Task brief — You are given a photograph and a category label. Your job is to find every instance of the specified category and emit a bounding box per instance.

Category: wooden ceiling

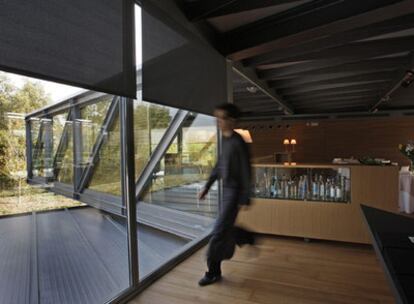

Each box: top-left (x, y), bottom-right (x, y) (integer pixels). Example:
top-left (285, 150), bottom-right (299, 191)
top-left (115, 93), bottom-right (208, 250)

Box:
top-left (178, 0), bottom-right (414, 119)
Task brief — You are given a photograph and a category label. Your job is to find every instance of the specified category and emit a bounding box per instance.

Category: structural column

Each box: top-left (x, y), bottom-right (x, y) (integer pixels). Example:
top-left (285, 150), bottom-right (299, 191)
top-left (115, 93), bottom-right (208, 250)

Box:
top-left (120, 97), bottom-right (139, 287)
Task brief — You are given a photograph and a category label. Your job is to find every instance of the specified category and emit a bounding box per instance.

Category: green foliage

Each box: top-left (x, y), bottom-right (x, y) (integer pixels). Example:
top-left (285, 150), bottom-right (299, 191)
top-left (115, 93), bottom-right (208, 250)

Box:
top-left (134, 103), bottom-right (172, 129)
top-left (0, 73), bottom-right (50, 188)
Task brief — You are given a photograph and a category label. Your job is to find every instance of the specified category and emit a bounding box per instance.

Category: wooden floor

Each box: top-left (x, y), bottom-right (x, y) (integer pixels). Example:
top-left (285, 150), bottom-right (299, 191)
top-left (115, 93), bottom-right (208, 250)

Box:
top-left (129, 236), bottom-right (395, 304)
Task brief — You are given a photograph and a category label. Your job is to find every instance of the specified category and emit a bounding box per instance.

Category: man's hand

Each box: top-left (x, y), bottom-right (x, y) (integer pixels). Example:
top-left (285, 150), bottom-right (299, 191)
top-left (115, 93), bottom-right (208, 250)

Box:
top-left (198, 188), bottom-right (208, 200)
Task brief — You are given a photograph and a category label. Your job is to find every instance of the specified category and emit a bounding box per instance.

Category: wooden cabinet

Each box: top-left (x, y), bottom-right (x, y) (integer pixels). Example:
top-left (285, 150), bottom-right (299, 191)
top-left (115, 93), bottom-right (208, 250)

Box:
top-left (237, 164), bottom-right (399, 244)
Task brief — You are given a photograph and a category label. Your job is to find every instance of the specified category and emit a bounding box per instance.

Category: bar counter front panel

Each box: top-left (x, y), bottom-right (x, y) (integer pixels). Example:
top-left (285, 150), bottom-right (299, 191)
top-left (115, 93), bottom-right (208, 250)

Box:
top-left (238, 164), bottom-right (399, 244)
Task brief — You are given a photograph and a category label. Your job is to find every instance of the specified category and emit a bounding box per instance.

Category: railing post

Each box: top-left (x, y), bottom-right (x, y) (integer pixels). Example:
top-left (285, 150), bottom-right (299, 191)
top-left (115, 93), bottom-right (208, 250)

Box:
top-left (25, 119), bottom-right (33, 181)
top-left (71, 100), bottom-right (83, 198)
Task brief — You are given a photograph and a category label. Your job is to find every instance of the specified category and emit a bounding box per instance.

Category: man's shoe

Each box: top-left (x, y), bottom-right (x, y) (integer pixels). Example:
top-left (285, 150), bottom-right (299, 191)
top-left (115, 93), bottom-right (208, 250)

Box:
top-left (198, 272), bottom-right (222, 286)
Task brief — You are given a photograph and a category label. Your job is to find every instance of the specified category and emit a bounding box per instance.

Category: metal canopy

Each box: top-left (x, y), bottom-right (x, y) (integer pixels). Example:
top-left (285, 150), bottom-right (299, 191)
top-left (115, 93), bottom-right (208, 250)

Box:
top-left (179, 0), bottom-right (414, 119)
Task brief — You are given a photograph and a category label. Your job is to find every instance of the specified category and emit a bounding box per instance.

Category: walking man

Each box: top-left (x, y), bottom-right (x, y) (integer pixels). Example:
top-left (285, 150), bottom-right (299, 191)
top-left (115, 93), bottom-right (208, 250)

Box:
top-left (198, 103), bottom-right (255, 286)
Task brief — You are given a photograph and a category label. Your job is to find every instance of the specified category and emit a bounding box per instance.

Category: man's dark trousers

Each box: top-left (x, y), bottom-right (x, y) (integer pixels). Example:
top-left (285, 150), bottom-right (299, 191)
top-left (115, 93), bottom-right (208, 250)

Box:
top-left (206, 188), bottom-right (254, 276)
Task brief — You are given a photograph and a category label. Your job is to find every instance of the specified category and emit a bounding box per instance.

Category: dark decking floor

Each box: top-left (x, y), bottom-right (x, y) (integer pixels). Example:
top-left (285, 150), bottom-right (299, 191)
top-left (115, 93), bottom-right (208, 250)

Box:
top-left (0, 207), bottom-right (188, 304)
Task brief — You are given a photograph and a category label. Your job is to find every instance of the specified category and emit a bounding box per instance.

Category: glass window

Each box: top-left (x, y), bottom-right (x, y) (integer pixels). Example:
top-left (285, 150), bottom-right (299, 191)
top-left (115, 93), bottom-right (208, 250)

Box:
top-left (137, 112), bottom-right (218, 279)
top-left (55, 119), bottom-right (74, 184)
top-left (79, 96), bottom-right (112, 171)
top-left (87, 115), bottom-right (121, 196)
top-left (133, 100), bottom-right (178, 179)
top-left (31, 118), bottom-right (53, 178)
top-left (141, 113), bottom-right (218, 217)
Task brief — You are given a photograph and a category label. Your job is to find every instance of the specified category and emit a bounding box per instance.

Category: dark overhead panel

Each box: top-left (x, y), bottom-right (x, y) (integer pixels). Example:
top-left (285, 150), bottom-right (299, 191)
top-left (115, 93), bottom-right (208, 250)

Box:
top-left (182, 0), bottom-right (309, 22)
top-left (142, 0), bottom-right (227, 115)
top-left (0, 0), bottom-right (136, 98)
top-left (179, 0), bottom-right (414, 119)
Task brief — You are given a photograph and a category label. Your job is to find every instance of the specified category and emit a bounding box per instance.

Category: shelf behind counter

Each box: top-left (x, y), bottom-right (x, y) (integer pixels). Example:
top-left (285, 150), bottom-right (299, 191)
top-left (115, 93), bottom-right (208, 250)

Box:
top-left (238, 163), bottom-right (399, 244)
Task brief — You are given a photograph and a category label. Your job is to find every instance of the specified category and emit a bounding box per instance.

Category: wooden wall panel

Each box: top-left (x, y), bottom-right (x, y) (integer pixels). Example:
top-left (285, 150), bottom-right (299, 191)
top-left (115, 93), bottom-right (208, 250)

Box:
top-left (246, 117), bottom-right (414, 166)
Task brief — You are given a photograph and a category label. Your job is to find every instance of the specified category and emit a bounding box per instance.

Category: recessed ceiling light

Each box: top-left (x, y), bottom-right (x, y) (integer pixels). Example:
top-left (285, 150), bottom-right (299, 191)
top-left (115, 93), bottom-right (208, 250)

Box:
top-left (246, 86), bottom-right (258, 93)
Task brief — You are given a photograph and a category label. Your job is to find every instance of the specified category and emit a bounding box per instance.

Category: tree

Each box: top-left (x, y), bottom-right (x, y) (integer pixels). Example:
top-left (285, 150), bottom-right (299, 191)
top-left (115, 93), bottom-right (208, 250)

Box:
top-left (0, 73), bottom-right (50, 189)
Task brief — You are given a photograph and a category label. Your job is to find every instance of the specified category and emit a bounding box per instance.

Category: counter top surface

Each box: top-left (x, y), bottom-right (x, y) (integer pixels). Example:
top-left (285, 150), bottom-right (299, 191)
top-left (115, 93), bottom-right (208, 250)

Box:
top-left (252, 163), bottom-right (398, 168)
top-left (361, 205), bottom-right (414, 304)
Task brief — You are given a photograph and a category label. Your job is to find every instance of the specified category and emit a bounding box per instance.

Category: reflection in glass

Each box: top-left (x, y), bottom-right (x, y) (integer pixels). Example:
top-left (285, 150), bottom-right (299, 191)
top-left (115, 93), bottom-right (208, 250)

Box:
top-left (55, 120), bottom-right (74, 184)
top-left (51, 112), bottom-right (70, 182)
top-left (79, 97), bottom-right (112, 171)
top-left (136, 112), bottom-right (218, 279)
top-left (141, 113), bottom-right (218, 217)
top-left (30, 118), bottom-right (41, 177)
top-left (31, 118), bottom-right (53, 179)
top-left (88, 116), bottom-right (121, 196)
top-left (133, 100), bottom-right (178, 178)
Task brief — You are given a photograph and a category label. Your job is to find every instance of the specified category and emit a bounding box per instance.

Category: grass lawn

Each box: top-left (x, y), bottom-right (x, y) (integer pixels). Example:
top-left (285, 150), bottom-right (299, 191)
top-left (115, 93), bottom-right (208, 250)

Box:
top-left (0, 186), bottom-right (83, 216)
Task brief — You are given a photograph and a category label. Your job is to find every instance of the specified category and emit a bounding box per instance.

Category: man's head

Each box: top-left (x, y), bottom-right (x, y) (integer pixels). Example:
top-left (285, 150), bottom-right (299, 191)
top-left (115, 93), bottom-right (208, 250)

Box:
top-left (214, 103), bottom-right (240, 133)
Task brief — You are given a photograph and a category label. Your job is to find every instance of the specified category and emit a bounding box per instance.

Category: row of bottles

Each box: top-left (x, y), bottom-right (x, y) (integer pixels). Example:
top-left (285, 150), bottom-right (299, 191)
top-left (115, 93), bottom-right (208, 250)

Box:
top-left (256, 172), bottom-right (350, 202)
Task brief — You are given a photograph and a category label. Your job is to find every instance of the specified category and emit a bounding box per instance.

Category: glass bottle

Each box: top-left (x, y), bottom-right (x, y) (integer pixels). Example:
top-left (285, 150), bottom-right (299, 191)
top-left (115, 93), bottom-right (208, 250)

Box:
top-left (329, 178), bottom-right (336, 202)
top-left (270, 176), bottom-right (276, 198)
top-left (335, 178), bottom-right (342, 202)
top-left (276, 176), bottom-right (282, 198)
top-left (303, 175), bottom-right (309, 200)
top-left (319, 175), bottom-right (325, 201)
top-left (345, 176), bottom-right (351, 202)
top-left (298, 176), bottom-right (304, 199)
top-left (312, 174), bottom-right (319, 200)
top-left (281, 174), bottom-right (287, 198)
top-left (292, 178), bottom-right (298, 199)
top-left (285, 178), bottom-right (290, 199)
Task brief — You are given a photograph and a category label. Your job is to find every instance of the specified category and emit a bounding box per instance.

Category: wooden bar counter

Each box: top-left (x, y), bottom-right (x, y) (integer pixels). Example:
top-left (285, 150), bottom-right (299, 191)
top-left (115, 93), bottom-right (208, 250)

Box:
top-left (237, 163), bottom-right (399, 244)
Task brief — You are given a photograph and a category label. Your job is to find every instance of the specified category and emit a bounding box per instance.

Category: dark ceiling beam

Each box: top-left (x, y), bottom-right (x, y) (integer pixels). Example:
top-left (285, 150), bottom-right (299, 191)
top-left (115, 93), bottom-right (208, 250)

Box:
top-left (278, 36), bottom-right (414, 63)
top-left (296, 105), bottom-right (369, 112)
top-left (234, 97), bottom-right (272, 104)
top-left (233, 93), bottom-right (269, 99)
top-left (232, 62), bottom-right (294, 114)
top-left (381, 104), bottom-right (414, 111)
top-left (258, 51), bottom-right (409, 79)
top-left (286, 89), bottom-right (383, 101)
top-left (225, 0), bottom-right (414, 60)
top-left (297, 103), bottom-right (370, 110)
top-left (244, 13), bottom-right (414, 66)
top-left (279, 80), bottom-right (392, 96)
top-left (281, 82), bottom-right (390, 98)
top-left (236, 97), bottom-right (281, 106)
top-left (258, 56), bottom-right (409, 78)
top-left (293, 97), bottom-right (376, 108)
top-left (290, 94), bottom-right (382, 104)
top-left (243, 105), bottom-right (369, 117)
top-left (269, 70), bottom-right (397, 88)
top-left (181, 0), bottom-right (237, 21)
top-left (182, 0), bottom-right (302, 21)
top-left (239, 104), bottom-right (282, 112)
top-left (270, 71), bottom-right (399, 89)
top-left (240, 108), bottom-right (414, 121)
top-left (235, 99), bottom-right (277, 107)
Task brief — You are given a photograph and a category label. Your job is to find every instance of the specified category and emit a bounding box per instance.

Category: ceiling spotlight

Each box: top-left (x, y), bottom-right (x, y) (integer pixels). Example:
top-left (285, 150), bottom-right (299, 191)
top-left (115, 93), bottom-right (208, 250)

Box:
top-left (246, 86), bottom-right (258, 93)
top-left (381, 96), bottom-right (390, 103)
top-left (401, 70), bottom-right (414, 88)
